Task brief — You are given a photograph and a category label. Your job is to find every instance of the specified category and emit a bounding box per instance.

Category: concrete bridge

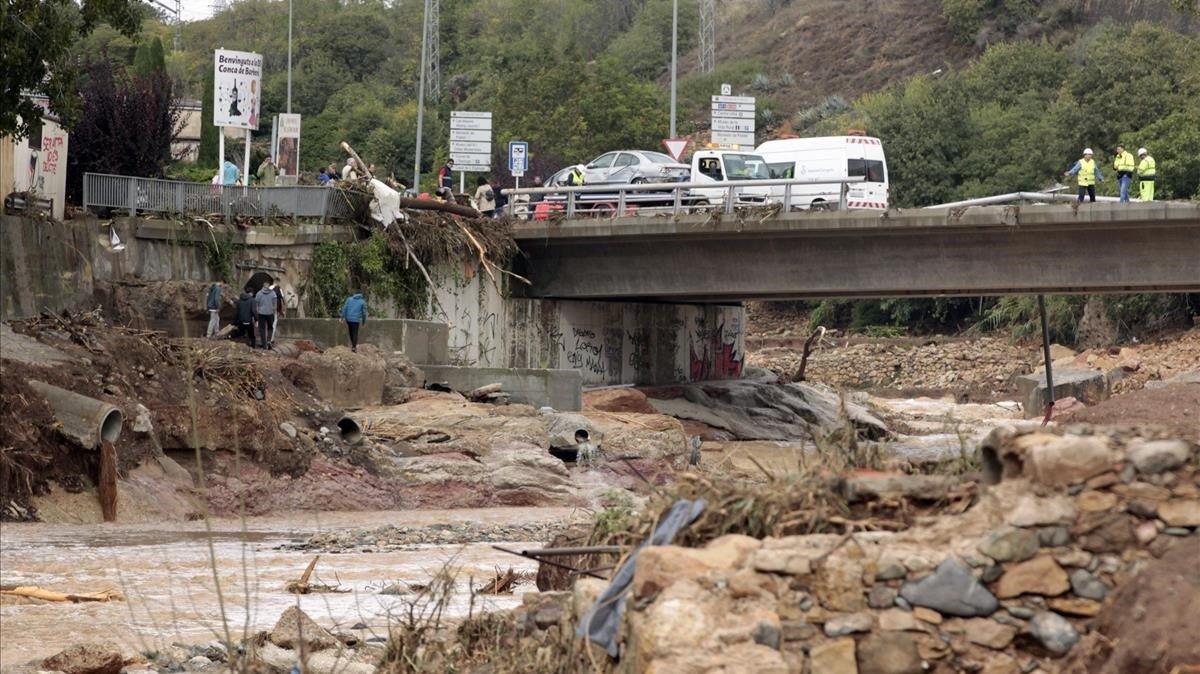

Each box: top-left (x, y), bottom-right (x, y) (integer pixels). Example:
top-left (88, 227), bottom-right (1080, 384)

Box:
top-left (512, 202), bottom-right (1200, 302)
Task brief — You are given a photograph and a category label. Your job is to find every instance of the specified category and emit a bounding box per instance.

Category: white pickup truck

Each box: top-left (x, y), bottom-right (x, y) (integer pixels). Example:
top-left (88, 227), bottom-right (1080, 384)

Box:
top-left (689, 150), bottom-right (774, 207)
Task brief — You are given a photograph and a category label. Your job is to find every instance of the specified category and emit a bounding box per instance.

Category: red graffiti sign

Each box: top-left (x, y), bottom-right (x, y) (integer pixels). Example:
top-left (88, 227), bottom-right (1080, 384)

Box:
top-left (40, 135), bottom-right (64, 175)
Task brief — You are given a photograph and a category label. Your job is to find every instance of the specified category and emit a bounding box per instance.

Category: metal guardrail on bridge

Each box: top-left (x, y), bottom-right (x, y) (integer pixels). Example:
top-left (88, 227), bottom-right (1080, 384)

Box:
top-left (82, 172), bottom-right (363, 222)
top-left (504, 176), bottom-right (867, 219)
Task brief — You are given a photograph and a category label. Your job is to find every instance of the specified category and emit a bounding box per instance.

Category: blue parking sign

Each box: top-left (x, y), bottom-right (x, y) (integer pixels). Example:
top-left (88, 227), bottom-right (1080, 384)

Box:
top-left (508, 141), bottom-right (528, 176)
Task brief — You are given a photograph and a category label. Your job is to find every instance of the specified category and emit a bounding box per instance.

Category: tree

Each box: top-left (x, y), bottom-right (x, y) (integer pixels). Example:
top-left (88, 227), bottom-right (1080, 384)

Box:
top-left (132, 36), bottom-right (166, 77)
top-left (1, 0), bottom-right (143, 138)
top-left (198, 67), bottom-right (218, 167)
top-left (65, 59), bottom-right (183, 202)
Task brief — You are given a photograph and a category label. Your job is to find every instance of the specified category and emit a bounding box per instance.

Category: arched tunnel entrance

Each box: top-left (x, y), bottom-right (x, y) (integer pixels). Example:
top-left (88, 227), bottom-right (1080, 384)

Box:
top-left (244, 271), bottom-right (275, 294)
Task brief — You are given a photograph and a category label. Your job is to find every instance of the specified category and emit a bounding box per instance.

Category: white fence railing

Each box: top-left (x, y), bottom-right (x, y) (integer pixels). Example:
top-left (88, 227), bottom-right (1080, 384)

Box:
top-left (82, 172), bottom-right (364, 222)
top-left (503, 176), bottom-right (867, 219)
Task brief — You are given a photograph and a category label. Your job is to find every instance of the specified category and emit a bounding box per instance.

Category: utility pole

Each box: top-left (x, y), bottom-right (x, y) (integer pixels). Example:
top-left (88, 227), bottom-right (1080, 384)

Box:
top-left (670, 0), bottom-right (678, 137)
top-left (413, 0), bottom-right (431, 192)
top-left (174, 0), bottom-right (181, 52)
top-left (698, 0), bottom-right (715, 74)
top-left (286, 0), bottom-right (293, 113)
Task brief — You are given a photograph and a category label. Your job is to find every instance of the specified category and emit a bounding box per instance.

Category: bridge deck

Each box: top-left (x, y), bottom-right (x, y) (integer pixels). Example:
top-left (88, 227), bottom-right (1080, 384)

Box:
top-left (512, 202), bottom-right (1200, 301)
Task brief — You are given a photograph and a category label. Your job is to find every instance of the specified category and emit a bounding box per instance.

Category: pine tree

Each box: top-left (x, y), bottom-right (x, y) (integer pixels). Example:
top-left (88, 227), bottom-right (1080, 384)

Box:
top-left (132, 36), bottom-right (166, 77)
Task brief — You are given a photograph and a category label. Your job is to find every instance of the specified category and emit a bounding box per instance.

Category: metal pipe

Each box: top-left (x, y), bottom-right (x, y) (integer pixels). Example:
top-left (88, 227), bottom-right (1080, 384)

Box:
top-left (925, 191), bottom-right (1122, 209)
top-left (1037, 294), bottom-right (1055, 424)
top-left (29, 381), bottom-right (123, 449)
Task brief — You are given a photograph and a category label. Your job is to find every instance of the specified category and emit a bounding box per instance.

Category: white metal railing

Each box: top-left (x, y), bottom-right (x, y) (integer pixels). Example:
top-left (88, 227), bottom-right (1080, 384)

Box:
top-left (82, 172), bottom-right (364, 222)
top-left (503, 176), bottom-right (867, 219)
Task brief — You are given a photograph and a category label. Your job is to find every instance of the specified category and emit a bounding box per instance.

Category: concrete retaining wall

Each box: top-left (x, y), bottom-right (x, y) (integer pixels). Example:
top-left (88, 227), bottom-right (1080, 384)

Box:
top-left (276, 318), bottom-right (449, 364)
top-left (421, 364), bottom-right (583, 411)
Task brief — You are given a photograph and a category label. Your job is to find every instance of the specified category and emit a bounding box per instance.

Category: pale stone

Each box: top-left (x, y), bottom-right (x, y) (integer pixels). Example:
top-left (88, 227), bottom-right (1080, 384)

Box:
top-left (1127, 439), bottom-right (1190, 474)
top-left (1007, 495), bottom-right (1077, 527)
top-left (878, 609), bottom-right (921, 632)
top-left (913, 607), bottom-right (943, 624)
top-left (1047, 597), bottom-right (1102, 617)
top-left (963, 618), bottom-right (1017, 649)
top-left (1075, 490), bottom-right (1117, 513)
top-left (995, 556), bottom-right (1070, 599)
top-left (1021, 434), bottom-right (1117, 486)
top-left (824, 612), bottom-right (874, 637)
top-left (269, 606), bottom-right (338, 652)
top-left (1158, 500), bottom-right (1200, 527)
top-left (856, 632), bottom-right (923, 674)
top-left (810, 638), bottom-right (858, 674)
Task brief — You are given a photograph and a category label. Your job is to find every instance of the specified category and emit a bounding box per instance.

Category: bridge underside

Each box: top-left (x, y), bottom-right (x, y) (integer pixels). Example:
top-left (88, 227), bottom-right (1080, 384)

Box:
top-left (513, 202), bottom-right (1200, 302)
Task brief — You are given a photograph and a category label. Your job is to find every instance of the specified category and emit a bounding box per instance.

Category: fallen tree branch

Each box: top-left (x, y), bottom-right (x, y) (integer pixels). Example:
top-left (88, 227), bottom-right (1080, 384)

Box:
top-left (0, 586), bottom-right (125, 603)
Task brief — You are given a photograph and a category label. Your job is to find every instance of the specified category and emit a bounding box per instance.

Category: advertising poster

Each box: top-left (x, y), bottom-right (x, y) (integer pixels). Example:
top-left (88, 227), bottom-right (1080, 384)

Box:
top-left (213, 49), bottom-right (264, 130)
top-left (277, 113), bottom-right (301, 177)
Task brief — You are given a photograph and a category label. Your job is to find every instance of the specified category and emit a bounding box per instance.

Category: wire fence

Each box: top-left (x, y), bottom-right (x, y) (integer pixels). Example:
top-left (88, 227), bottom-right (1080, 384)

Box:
top-left (82, 173), bottom-right (364, 222)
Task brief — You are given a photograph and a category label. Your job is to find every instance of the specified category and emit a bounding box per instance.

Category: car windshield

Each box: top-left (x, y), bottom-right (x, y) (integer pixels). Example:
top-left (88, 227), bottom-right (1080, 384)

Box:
top-left (642, 152), bottom-right (678, 164)
top-left (722, 154), bottom-right (771, 180)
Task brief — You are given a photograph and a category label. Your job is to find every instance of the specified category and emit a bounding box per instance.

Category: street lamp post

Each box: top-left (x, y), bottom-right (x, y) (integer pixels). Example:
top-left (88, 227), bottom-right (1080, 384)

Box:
top-left (413, 0), bottom-right (431, 193)
top-left (670, 0), bottom-right (678, 138)
top-left (286, 0), bottom-right (293, 113)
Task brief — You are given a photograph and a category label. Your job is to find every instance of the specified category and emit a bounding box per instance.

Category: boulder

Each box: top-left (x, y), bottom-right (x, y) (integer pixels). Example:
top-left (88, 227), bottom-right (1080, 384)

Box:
top-left (583, 388), bottom-right (658, 414)
top-left (382, 350), bottom-right (424, 404)
top-left (544, 412), bottom-right (602, 452)
top-left (899, 558), bottom-right (998, 617)
top-left (484, 443), bottom-right (572, 505)
top-left (995, 555), bottom-right (1070, 598)
top-left (989, 432), bottom-right (1119, 486)
top-left (977, 528), bottom-right (1039, 563)
top-left (40, 643), bottom-right (124, 674)
top-left (1015, 367), bottom-right (1109, 418)
top-left (268, 607), bottom-right (340, 652)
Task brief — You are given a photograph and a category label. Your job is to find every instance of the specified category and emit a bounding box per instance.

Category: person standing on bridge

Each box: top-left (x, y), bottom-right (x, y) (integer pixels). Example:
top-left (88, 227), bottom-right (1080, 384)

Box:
top-left (438, 159), bottom-right (455, 190)
top-left (1112, 145), bottom-right (1135, 203)
top-left (1063, 148), bottom-right (1103, 203)
top-left (474, 175), bottom-right (496, 217)
top-left (1137, 148), bottom-right (1156, 202)
top-left (256, 155), bottom-right (278, 187)
top-left (567, 165), bottom-right (585, 187)
top-left (340, 291), bottom-right (367, 352)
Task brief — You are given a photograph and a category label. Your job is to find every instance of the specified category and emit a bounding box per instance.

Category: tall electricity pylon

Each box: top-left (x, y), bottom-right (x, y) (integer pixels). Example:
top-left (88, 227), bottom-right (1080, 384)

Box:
top-left (427, 0), bottom-right (441, 101)
top-left (698, 0), bottom-right (715, 74)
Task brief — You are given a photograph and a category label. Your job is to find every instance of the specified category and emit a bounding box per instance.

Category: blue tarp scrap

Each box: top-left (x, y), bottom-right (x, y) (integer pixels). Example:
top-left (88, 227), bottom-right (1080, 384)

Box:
top-left (575, 498), bottom-right (707, 658)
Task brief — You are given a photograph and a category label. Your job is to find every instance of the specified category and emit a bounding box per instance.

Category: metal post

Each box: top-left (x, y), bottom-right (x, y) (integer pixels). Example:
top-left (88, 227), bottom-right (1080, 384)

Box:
top-left (725, 185), bottom-right (735, 214)
top-left (1038, 294), bottom-right (1055, 424)
top-left (286, 0), bottom-right (293, 114)
top-left (618, 188), bottom-right (626, 216)
top-left (567, 190), bottom-right (576, 218)
top-left (672, 185), bottom-right (681, 214)
top-left (460, 171), bottom-right (465, 194)
top-left (412, 0), bottom-right (431, 193)
top-left (783, 183), bottom-right (793, 212)
top-left (669, 0), bottom-right (678, 138)
top-left (243, 128), bottom-right (251, 194)
top-left (127, 177), bottom-right (137, 216)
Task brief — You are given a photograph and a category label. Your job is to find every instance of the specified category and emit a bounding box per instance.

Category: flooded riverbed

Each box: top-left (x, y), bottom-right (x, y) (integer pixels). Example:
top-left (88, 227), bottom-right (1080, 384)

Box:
top-left (0, 507), bottom-right (578, 668)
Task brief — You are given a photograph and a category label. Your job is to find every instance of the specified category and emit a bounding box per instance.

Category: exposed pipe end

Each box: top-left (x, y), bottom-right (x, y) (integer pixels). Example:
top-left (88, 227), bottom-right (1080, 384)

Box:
top-left (100, 409), bottom-right (123, 444)
top-left (337, 416), bottom-right (362, 445)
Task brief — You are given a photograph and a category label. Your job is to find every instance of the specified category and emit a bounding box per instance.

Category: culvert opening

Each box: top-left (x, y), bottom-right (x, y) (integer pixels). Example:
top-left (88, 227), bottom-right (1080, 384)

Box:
top-left (549, 447), bottom-right (578, 463)
top-left (338, 417), bottom-right (363, 445)
top-left (99, 409), bottom-right (123, 444)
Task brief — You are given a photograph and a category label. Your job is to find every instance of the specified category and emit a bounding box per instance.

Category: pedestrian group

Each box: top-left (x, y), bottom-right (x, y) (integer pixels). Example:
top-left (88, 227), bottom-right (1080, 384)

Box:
top-left (1064, 146), bottom-right (1156, 203)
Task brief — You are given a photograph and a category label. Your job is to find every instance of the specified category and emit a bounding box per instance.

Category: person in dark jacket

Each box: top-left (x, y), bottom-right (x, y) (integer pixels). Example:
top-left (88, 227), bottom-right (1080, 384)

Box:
top-left (254, 284), bottom-right (277, 349)
top-left (205, 282), bottom-right (222, 337)
top-left (234, 290), bottom-right (256, 347)
top-left (340, 292), bottom-right (367, 352)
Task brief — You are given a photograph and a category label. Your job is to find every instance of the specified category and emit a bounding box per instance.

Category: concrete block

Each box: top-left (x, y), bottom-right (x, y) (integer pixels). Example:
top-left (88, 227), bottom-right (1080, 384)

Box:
top-left (420, 365), bottom-right (582, 411)
top-left (1015, 367), bottom-right (1108, 418)
top-left (277, 318), bottom-right (448, 364)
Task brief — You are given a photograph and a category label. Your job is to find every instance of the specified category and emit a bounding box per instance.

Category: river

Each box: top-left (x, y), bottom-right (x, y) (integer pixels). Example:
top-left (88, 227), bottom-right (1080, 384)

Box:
top-left (0, 507), bottom-right (577, 668)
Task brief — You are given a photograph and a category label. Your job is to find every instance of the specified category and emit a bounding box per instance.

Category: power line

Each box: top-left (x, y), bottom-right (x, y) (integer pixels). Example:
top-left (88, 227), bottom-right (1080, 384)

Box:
top-left (698, 0), bottom-right (715, 74)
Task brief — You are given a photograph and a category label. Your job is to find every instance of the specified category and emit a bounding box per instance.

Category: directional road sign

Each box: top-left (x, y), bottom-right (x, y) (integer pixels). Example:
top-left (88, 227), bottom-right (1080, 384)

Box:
top-left (711, 93), bottom-right (755, 148)
top-left (450, 111), bottom-right (492, 172)
top-left (508, 140), bottom-right (529, 177)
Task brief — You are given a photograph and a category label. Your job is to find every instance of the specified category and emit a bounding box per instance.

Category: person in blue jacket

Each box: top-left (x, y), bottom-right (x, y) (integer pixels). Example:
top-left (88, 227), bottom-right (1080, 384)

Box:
top-left (340, 292), bottom-right (367, 352)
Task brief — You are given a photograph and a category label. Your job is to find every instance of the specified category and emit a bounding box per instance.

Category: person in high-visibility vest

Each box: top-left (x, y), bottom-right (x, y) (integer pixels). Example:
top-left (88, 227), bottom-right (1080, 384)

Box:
top-left (567, 166), bottom-right (585, 186)
top-left (1063, 148), bottom-right (1104, 203)
top-left (1136, 148), bottom-right (1156, 202)
top-left (1112, 144), bottom-right (1136, 203)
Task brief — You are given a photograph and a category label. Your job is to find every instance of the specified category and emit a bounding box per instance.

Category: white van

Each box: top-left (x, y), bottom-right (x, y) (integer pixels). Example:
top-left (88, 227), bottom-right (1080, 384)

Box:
top-left (689, 150), bottom-right (774, 207)
top-left (754, 135), bottom-right (889, 211)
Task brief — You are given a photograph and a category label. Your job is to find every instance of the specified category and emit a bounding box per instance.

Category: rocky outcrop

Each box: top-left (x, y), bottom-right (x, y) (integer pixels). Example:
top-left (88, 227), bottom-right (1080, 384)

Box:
top-left (299, 346), bottom-right (386, 408)
top-left (40, 643), bottom-right (124, 674)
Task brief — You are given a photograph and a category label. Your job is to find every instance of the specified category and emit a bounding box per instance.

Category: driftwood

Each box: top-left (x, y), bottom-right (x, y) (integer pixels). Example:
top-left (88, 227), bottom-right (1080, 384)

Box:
top-left (340, 142), bottom-right (374, 181)
top-left (0, 585), bottom-right (125, 603)
top-left (478, 568), bottom-right (520, 594)
top-left (467, 383), bottom-right (503, 400)
top-left (401, 196), bottom-right (481, 219)
top-left (285, 555), bottom-right (349, 594)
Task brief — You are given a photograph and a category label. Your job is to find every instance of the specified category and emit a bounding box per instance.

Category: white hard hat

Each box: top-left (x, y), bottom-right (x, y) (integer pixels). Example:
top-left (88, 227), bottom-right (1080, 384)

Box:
top-left (1083, 148), bottom-right (1093, 155)
top-left (1138, 147), bottom-right (1147, 155)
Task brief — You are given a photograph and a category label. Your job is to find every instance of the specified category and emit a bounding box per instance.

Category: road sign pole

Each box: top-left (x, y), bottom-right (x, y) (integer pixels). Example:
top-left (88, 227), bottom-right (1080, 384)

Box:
top-left (460, 171), bottom-right (464, 194)
top-left (670, 0), bottom-right (678, 138)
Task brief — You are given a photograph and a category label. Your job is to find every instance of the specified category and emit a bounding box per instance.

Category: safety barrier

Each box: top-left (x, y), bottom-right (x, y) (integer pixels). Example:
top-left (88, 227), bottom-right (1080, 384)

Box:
top-left (82, 173), bottom-right (363, 222)
top-left (503, 176), bottom-right (868, 219)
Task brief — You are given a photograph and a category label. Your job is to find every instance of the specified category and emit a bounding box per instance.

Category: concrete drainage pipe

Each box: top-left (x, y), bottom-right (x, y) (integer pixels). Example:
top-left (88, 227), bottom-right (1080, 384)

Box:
top-left (29, 381), bottom-right (123, 449)
top-left (337, 416), bottom-right (363, 445)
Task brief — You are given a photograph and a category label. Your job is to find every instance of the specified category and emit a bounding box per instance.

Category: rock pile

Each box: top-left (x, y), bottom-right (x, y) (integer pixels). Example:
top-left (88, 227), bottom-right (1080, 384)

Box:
top-left (561, 426), bottom-right (1199, 673)
top-left (290, 518), bottom-right (578, 552)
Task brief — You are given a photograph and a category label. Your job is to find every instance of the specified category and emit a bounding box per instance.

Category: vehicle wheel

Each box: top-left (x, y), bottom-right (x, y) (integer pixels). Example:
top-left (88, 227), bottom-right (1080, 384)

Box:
top-left (631, 177), bottom-right (648, 184)
top-left (810, 200), bottom-right (829, 211)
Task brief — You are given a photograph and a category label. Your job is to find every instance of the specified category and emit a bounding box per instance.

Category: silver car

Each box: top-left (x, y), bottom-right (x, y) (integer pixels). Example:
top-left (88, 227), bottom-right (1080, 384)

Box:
top-left (581, 150), bottom-right (690, 184)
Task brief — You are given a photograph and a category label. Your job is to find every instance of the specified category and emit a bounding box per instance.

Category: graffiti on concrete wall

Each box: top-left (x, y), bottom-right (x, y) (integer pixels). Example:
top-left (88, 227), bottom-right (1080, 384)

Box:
top-left (566, 327), bottom-right (606, 376)
top-left (688, 311), bottom-right (744, 381)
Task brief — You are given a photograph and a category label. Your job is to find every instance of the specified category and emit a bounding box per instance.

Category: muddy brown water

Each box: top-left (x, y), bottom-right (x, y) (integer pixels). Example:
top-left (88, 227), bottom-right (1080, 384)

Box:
top-left (0, 507), bottom-right (577, 668)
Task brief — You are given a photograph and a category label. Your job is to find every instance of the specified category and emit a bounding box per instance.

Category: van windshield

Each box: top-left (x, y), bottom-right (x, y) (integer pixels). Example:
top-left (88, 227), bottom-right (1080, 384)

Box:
top-left (847, 158), bottom-right (886, 183)
top-left (767, 162), bottom-right (794, 179)
top-left (722, 154), bottom-right (771, 180)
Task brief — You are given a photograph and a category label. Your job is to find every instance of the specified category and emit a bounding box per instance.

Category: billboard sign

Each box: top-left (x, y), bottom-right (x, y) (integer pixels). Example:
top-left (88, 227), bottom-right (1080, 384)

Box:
top-left (213, 49), bottom-right (264, 130)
